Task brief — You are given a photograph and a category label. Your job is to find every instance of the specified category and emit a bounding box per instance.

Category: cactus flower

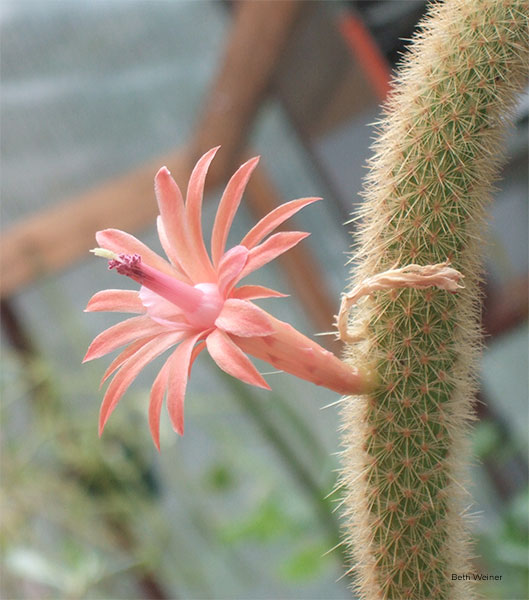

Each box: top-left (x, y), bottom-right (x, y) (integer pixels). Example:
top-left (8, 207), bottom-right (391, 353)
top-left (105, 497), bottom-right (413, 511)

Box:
top-left (84, 147), bottom-right (369, 448)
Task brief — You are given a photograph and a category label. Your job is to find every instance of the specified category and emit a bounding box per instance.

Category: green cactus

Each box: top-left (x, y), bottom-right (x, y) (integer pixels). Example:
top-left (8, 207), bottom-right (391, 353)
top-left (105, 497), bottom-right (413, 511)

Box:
top-left (339, 1), bottom-right (529, 599)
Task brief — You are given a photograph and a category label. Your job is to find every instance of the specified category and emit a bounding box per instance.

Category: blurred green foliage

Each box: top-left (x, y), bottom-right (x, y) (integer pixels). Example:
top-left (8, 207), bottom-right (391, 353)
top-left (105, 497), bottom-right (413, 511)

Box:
top-left (476, 487), bottom-right (529, 600)
top-left (472, 420), bottom-right (529, 600)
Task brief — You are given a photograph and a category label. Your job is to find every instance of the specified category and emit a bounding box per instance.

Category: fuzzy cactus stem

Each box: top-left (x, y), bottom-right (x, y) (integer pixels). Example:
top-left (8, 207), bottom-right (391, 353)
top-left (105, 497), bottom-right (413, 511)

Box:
top-left (339, 1), bottom-right (529, 599)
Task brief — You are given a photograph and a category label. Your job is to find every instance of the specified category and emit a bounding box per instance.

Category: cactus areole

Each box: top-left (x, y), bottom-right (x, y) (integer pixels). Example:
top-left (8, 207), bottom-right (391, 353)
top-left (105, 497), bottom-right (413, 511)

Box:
top-left (339, 1), bottom-right (528, 599)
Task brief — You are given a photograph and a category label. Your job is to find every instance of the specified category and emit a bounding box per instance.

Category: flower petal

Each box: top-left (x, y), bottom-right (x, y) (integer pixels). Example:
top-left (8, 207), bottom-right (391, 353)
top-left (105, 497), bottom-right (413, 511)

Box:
top-left (149, 335), bottom-right (205, 448)
top-left (156, 216), bottom-right (192, 282)
top-left (237, 231), bottom-right (310, 282)
top-left (166, 332), bottom-right (204, 435)
top-left (96, 229), bottom-right (178, 279)
top-left (210, 156), bottom-right (260, 267)
top-left (138, 286), bottom-right (193, 329)
top-left (217, 245), bottom-right (248, 294)
top-left (155, 167), bottom-right (203, 282)
top-left (148, 356), bottom-right (171, 451)
top-left (185, 147), bottom-right (218, 280)
top-left (206, 329), bottom-right (270, 390)
top-left (215, 299), bottom-right (275, 337)
top-left (83, 315), bottom-right (165, 362)
top-left (189, 340), bottom-right (206, 374)
top-left (100, 335), bottom-right (159, 387)
top-left (99, 332), bottom-right (183, 436)
top-left (241, 197), bottom-right (321, 249)
top-left (85, 289), bottom-right (145, 313)
top-left (231, 285), bottom-right (288, 300)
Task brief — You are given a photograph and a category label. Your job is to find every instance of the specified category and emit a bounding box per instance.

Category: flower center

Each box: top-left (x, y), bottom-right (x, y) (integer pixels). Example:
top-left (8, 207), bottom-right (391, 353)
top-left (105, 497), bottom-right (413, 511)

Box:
top-left (187, 282), bottom-right (223, 328)
top-left (99, 250), bottom-right (224, 330)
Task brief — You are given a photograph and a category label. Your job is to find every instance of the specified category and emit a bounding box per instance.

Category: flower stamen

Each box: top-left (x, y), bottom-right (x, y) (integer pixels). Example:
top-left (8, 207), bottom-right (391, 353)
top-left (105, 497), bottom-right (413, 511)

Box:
top-left (104, 251), bottom-right (205, 314)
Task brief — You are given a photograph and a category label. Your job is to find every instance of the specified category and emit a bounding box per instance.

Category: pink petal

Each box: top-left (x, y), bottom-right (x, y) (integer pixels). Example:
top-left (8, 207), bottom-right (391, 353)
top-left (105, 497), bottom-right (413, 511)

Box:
top-left (85, 289), bottom-right (145, 314)
top-left (234, 315), bottom-right (368, 395)
top-left (237, 231), bottom-right (310, 282)
top-left (138, 286), bottom-right (193, 329)
top-left (215, 299), bottom-right (275, 337)
top-left (231, 285), bottom-right (288, 300)
top-left (185, 147), bottom-right (218, 280)
top-left (166, 332), bottom-right (204, 435)
top-left (210, 156), bottom-right (260, 267)
top-left (83, 315), bottom-right (165, 362)
top-left (156, 216), bottom-right (192, 282)
top-left (99, 332), bottom-right (183, 436)
top-left (96, 229), bottom-right (178, 279)
top-left (241, 197), bottom-right (321, 249)
top-left (149, 335), bottom-right (205, 448)
top-left (148, 355), bottom-right (172, 451)
top-left (189, 340), bottom-right (206, 375)
top-left (100, 335), bottom-right (159, 387)
top-left (217, 245), bottom-right (248, 294)
top-left (206, 329), bottom-right (270, 390)
top-left (155, 167), bottom-right (203, 282)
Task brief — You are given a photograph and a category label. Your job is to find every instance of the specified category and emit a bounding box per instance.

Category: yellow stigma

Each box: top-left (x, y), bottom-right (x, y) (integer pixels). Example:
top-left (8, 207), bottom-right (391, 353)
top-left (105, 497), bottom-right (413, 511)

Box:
top-left (90, 248), bottom-right (118, 260)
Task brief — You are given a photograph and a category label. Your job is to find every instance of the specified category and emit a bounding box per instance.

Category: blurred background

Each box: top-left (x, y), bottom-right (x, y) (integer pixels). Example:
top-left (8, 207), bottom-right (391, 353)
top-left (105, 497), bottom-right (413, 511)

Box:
top-left (1, 1), bottom-right (527, 599)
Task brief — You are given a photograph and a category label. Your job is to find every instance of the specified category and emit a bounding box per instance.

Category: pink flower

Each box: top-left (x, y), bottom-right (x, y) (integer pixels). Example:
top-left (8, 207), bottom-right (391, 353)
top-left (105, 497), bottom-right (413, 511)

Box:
top-left (84, 147), bottom-right (368, 449)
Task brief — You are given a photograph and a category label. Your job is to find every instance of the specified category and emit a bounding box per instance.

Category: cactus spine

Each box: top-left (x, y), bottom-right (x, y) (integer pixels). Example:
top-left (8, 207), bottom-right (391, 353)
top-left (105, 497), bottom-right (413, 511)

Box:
top-left (340, 1), bottom-right (529, 599)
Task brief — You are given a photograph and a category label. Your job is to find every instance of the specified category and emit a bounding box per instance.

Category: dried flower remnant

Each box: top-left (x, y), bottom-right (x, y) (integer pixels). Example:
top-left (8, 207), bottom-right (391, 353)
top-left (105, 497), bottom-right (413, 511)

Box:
top-left (84, 147), bottom-right (369, 448)
top-left (337, 261), bottom-right (464, 342)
